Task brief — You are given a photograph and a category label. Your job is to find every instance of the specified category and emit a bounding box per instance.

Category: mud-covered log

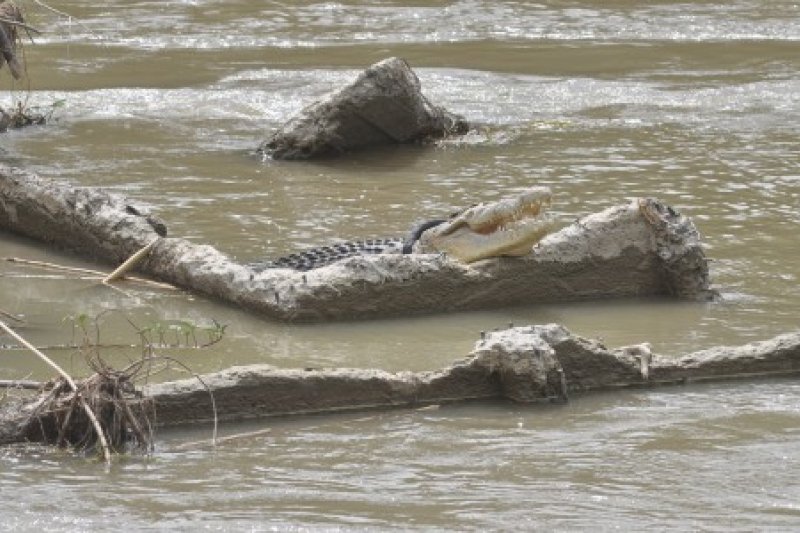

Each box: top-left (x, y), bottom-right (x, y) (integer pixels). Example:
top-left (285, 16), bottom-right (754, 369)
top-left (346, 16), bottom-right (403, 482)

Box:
top-left (258, 57), bottom-right (469, 160)
top-left (3, 325), bottom-right (799, 445)
top-left (0, 165), bottom-right (713, 322)
top-left (0, 165), bottom-right (167, 262)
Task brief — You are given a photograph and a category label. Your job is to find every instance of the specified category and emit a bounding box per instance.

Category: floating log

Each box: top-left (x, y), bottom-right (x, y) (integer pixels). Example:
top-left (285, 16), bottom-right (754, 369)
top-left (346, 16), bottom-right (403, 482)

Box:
top-left (0, 165), bottom-right (713, 321)
top-left (2, 324), bottom-right (799, 446)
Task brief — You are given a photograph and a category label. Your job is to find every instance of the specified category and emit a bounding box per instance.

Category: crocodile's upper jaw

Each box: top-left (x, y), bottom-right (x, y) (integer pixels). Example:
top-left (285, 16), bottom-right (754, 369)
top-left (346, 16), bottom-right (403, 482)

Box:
top-left (413, 187), bottom-right (554, 263)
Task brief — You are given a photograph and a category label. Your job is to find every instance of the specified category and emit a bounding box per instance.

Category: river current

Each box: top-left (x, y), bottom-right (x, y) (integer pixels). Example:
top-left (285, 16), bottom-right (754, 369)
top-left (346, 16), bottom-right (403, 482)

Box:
top-left (1, 1), bottom-right (799, 530)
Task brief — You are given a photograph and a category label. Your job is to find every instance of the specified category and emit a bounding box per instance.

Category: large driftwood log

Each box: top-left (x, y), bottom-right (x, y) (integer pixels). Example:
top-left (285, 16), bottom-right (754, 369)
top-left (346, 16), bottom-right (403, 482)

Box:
top-left (258, 57), bottom-right (469, 160)
top-left (2, 324), bottom-right (799, 445)
top-left (0, 165), bottom-right (713, 321)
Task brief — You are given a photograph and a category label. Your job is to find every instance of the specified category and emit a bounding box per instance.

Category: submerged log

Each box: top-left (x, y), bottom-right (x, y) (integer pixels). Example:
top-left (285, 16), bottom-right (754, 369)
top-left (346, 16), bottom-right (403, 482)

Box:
top-left (2, 324), bottom-right (799, 445)
top-left (258, 57), bottom-right (469, 160)
top-left (0, 165), bottom-right (713, 321)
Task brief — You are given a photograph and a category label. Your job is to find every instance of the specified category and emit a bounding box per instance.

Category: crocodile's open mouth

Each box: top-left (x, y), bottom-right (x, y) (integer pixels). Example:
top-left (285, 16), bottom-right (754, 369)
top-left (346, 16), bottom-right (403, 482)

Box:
top-left (415, 187), bottom-right (554, 263)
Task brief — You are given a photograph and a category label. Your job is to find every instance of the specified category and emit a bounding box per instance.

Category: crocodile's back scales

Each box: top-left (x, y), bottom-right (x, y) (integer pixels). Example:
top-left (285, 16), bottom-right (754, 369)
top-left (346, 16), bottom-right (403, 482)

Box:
top-left (250, 238), bottom-right (405, 272)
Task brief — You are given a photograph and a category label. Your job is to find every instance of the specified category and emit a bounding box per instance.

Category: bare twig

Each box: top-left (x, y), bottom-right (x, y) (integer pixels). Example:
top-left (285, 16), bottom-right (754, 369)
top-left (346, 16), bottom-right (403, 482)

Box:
top-left (171, 428), bottom-right (272, 452)
top-left (0, 320), bottom-right (73, 386)
top-left (1, 274), bottom-right (105, 281)
top-left (0, 379), bottom-right (41, 389)
top-left (0, 318), bottom-right (112, 464)
top-left (29, 0), bottom-right (101, 40)
top-left (5, 256), bottom-right (177, 290)
top-left (102, 239), bottom-right (159, 284)
top-left (28, 0), bottom-right (70, 20)
top-left (0, 307), bottom-right (24, 323)
top-left (0, 16), bottom-right (41, 35)
top-left (133, 355), bottom-right (218, 447)
top-left (1, 342), bottom-right (138, 352)
top-left (6, 257), bottom-right (109, 276)
top-left (55, 391), bottom-right (77, 446)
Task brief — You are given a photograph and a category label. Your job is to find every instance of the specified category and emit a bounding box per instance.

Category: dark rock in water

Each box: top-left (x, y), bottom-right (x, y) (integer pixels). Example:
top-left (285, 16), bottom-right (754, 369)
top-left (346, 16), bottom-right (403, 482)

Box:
top-left (259, 57), bottom-right (469, 160)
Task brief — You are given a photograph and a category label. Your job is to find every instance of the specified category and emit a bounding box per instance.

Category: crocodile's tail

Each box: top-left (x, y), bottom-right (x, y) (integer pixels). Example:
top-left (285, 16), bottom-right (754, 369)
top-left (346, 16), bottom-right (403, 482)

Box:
top-left (251, 238), bottom-right (406, 272)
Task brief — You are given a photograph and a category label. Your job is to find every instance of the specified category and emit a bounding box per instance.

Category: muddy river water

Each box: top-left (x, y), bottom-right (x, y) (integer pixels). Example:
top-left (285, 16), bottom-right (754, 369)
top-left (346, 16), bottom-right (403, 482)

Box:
top-left (1, 0), bottom-right (799, 530)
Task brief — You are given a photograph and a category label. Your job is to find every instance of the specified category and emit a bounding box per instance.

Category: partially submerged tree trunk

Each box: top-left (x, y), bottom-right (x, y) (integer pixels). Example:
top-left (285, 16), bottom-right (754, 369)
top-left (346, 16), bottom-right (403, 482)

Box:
top-left (2, 325), bottom-right (799, 445)
top-left (0, 3), bottom-right (52, 132)
top-left (0, 165), bottom-right (714, 321)
top-left (0, 1), bottom-right (24, 80)
top-left (258, 57), bottom-right (469, 160)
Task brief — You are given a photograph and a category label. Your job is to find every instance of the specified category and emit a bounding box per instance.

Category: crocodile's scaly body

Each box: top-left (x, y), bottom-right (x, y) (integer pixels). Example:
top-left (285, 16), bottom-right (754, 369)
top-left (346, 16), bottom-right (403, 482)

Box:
top-left (254, 238), bottom-right (405, 272)
top-left (252, 187), bottom-right (553, 272)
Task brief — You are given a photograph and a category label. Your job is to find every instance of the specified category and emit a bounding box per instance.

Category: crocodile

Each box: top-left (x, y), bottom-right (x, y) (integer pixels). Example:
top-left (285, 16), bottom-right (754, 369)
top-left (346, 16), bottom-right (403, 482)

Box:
top-left (251, 187), bottom-right (554, 272)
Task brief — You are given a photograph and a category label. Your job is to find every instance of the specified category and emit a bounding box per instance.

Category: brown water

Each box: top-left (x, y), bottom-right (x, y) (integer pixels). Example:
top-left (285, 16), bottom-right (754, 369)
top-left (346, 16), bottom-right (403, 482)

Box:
top-left (1, 0), bottom-right (800, 530)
